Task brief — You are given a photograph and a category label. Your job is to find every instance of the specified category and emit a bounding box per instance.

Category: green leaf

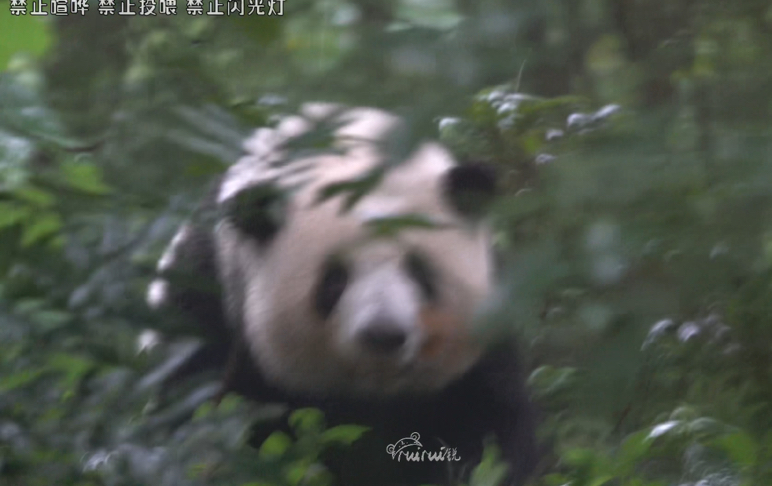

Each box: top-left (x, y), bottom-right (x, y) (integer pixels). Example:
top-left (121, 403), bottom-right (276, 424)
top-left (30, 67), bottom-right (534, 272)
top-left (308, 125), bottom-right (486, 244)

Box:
top-left (469, 442), bottom-right (510, 486)
top-left (217, 394), bottom-right (245, 413)
top-left (13, 298), bottom-right (46, 315)
top-left (259, 431), bottom-right (293, 459)
top-left (185, 158), bottom-right (227, 178)
top-left (193, 402), bottom-right (216, 421)
top-left (0, 202), bottom-right (30, 229)
top-left (12, 186), bottom-right (55, 207)
top-left (588, 475), bottom-right (614, 486)
top-left (713, 431), bottom-right (758, 469)
top-left (301, 465), bottom-right (334, 486)
top-left (0, 12), bottom-right (52, 70)
top-left (21, 211), bottom-right (62, 247)
top-left (321, 425), bottom-right (370, 446)
top-left (563, 447), bottom-right (599, 467)
top-left (0, 369), bottom-right (45, 391)
top-left (289, 408), bottom-right (325, 435)
top-left (317, 169), bottom-right (383, 207)
top-left (30, 309), bottom-right (73, 332)
top-left (520, 131), bottom-right (543, 155)
top-left (618, 430), bottom-right (652, 469)
top-left (47, 353), bottom-right (94, 389)
top-left (61, 158), bottom-right (111, 195)
top-left (229, 15), bottom-right (283, 45)
top-left (284, 459), bottom-right (311, 486)
top-left (364, 214), bottom-right (444, 238)
top-left (540, 473), bottom-right (571, 486)
top-left (282, 122), bottom-right (341, 152)
top-left (686, 417), bottom-right (727, 440)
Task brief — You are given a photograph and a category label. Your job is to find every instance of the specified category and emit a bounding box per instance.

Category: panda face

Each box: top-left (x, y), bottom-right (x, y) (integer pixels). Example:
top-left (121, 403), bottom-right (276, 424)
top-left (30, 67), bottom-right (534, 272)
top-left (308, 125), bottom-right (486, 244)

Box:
top-left (322, 243), bottom-right (432, 364)
top-left (214, 105), bottom-right (497, 398)
top-left (313, 244), bottom-right (458, 369)
top-left (241, 228), bottom-right (490, 397)
top-left (314, 256), bottom-right (350, 320)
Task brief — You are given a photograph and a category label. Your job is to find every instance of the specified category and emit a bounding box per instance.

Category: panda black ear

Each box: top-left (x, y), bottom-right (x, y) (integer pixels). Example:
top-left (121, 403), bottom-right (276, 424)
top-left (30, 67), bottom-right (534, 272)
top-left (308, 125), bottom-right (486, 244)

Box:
top-left (443, 162), bottom-right (498, 219)
top-left (222, 183), bottom-right (287, 243)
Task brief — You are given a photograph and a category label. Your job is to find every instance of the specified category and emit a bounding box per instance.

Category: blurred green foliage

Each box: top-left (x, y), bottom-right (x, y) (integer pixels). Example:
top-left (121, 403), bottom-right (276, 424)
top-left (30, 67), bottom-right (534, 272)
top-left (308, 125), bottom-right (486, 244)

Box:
top-left (1, 0), bottom-right (772, 485)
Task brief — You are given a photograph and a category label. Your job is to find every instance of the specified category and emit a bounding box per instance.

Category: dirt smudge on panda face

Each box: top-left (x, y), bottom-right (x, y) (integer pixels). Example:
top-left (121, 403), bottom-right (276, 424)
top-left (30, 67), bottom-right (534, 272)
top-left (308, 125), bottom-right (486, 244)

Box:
top-left (418, 306), bottom-right (481, 363)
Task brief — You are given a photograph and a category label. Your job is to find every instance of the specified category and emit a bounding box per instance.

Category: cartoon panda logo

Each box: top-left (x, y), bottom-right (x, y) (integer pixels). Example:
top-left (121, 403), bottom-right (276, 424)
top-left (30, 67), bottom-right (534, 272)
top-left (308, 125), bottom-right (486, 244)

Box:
top-left (386, 432), bottom-right (423, 458)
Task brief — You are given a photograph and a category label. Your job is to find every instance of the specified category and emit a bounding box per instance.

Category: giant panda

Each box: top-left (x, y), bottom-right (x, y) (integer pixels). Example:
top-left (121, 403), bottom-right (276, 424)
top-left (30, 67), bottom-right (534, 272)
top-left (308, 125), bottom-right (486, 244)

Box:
top-left (147, 103), bottom-right (538, 486)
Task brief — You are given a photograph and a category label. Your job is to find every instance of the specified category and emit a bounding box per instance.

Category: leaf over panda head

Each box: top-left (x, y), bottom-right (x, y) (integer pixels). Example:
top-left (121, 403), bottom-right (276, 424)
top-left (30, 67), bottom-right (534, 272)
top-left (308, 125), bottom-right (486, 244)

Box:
top-left (364, 214), bottom-right (446, 239)
top-left (270, 118), bottom-right (348, 169)
top-left (315, 166), bottom-right (385, 211)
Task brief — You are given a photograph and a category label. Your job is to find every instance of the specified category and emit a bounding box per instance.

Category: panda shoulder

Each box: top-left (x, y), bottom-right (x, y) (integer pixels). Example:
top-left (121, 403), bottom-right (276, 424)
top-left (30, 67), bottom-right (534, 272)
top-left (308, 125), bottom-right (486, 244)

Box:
top-left (146, 179), bottom-right (223, 311)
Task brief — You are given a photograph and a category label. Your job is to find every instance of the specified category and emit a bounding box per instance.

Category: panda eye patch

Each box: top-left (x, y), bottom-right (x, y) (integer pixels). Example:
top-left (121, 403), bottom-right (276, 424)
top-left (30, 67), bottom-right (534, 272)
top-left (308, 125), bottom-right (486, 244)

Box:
top-left (404, 252), bottom-right (438, 302)
top-left (314, 258), bottom-right (349, 319)
top-left (224, 183), bottom-right (286, 243)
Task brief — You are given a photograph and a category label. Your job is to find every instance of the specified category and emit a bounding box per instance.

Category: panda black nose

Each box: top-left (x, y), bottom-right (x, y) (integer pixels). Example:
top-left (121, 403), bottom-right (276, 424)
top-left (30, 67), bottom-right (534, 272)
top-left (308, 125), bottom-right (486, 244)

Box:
top-left (359, 323), bottom-right (408, 354)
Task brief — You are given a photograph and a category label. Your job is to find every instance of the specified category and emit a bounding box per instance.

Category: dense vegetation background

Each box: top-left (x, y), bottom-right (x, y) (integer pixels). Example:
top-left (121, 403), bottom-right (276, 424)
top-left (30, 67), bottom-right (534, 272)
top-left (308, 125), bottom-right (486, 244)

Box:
top-left (1, 0), bottom-right (772, 485)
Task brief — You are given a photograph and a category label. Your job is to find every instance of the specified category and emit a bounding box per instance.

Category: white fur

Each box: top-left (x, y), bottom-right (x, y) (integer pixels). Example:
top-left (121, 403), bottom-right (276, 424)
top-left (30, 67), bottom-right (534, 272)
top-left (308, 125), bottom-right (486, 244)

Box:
top-left (214, 104), bottom-right (495, 397)
top-left (158, 224), bottom-right (192, 271)
top-left (146, 224), bottom-right (193, 309)
top-left (218, 103), bottom-right (400, 204)
top-left (146, 279), bottom-right (168, 309)
top-left (336, 244), bottom-right (425, 365)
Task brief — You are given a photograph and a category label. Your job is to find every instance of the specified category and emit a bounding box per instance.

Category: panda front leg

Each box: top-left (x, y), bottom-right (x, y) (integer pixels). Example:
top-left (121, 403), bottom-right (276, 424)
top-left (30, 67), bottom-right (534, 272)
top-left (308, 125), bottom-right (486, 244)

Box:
top-left (146, 222), bottom-right (235, 389)
top-left (450, 341), bottom-right (539, 486)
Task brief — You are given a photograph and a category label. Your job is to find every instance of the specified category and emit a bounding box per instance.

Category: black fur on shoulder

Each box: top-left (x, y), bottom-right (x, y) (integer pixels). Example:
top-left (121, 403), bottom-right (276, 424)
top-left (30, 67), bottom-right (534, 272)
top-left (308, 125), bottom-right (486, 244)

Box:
top-left (149, 179), bottom-right (232, 383)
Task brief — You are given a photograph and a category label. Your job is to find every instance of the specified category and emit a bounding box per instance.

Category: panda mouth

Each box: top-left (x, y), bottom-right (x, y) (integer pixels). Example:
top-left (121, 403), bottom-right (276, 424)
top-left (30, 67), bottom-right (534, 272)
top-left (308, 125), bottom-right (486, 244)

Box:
top-left (352, 359), bottom-right (426, 391)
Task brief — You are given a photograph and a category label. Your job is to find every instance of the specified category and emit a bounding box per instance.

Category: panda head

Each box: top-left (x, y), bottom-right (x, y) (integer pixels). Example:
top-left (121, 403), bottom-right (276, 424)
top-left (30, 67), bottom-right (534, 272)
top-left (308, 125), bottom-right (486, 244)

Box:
top-left (215, 104), bottom-right (498, 398)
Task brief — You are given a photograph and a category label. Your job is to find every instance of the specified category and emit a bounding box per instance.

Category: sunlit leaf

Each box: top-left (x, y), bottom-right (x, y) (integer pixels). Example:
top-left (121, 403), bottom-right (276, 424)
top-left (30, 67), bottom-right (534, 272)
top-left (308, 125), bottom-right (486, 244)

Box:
top-left (364, 214), bottom-right (444, 238)
top-left (469, 442), bottom-right (509, 486)
top-left (259, 431), bottom-right (293, 459)
top-left (0, 13), bottom-right (52, 70)
top-left (61, 158), bottom-right (111, 195)
top-left (0, 202), bottom-right (30, 229)
top-left (284, 459), bottom-right (311, 486)
top-left (12, 185), bottom-right (55, 207)
top-left (21, 211), bottom-right (62, 247)
top-left (618, 430), bottom-right (651, 473)
top-left (47, 353), bottom-right (95, 390)
top-left (0, 369), bottom-right (45, 391)
top-left (321, 425), bottom-right (370, 445)
top-left (713, 431), bottom-right (758, 469)
top-left (289, 408), bottom-right (325, 435)
top-left (30, 309), bottom-right (73, 331)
